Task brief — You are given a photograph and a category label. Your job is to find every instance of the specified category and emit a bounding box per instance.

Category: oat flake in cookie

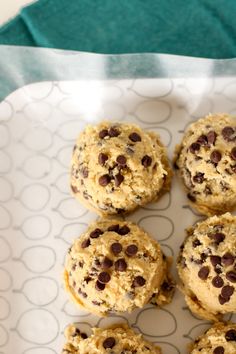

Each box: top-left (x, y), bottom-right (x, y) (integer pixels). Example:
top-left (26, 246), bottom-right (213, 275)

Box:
top-left (177, 213), bottom-right (236, 321)
top-left (70, 121), bottom-right (172, 215)
top-left (62, 324), bottom-right (161, 354)
top-left (174, 113), bottom-right (236, 216)
top-left (190, 322), bottom-right (236, 354)
top-left (64, 219), bottom-right (174, 316)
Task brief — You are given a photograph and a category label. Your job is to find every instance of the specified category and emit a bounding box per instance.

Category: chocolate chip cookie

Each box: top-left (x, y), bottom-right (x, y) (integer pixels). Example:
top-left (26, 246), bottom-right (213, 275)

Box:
top-left (177, 213), bottom-right (236, 321)
top-left (70, 121), bottom-right (172, 215)
top-left (62, 324), bottom-right (161, 354)
top-left (190, 322), bottom-right (236, 354)
top-left (174, 113), bottom-right (236, 216)
top-left (64, 219), bottom-right (174, 316)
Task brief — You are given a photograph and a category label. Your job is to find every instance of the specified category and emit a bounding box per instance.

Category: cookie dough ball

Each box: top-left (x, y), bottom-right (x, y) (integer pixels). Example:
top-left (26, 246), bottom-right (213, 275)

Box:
top-left (64, 219), bottom-right (174, 316)
top-left (177, 213), bottom-right (236, 321)
top-left (62, 324), bottom-right (161, 354)
top-left (70, 121), bottom-right (171, 215)
top-left (174, 113), bottom-right (236, 216)
top-left (190, 322), bottom-right (236, 354)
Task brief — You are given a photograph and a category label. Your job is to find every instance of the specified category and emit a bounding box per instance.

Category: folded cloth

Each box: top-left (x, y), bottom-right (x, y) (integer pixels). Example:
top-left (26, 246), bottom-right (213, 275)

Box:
top-left (0, 0), bottom-right (236, 58)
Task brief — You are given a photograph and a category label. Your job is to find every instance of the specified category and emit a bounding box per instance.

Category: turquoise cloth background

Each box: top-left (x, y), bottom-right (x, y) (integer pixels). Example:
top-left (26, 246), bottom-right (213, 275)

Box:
top-left (0, 0), bottom-right (236, 58)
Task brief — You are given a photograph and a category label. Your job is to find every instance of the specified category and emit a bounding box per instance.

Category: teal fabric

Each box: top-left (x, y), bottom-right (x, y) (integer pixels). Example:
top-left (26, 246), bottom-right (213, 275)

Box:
top-left (0, 0), bottom-right (236, 58)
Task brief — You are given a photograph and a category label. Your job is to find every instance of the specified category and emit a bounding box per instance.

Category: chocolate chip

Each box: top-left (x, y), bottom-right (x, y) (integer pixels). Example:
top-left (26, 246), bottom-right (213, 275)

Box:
top-left (210, 150), bottom-right (222, 163)
top-left (115, 258), bottom-right (127, 271)
top-left (98, 271), bottom-right (111, 284)
top-left (81, 238), bottom-right (90, 248)
top-left (95, 280), bottom-right (105, 291)
top-left (80, 332), bottom-right (88, 339)
top-left (213, 346), bottom-right (224, 354)
top-left (78, 288), bottom-right (88, 298)
top-left (198, 266), bottom-right (209, 280)
top-left (212, 276), bottom-right (224, 288)
top-left (116, 155), bottom-right (127, 166)
top-left (118, 225), bottom-right (130, 235)
top-left (193, 172), bottom-right (204, 183)
top-left (142, 155), bottom-right (152, 167)
top-left (107, 224), bottom-right (120, 232)
top-left (187, 193), bottom-right (196, 202)
top-left (210, 232), bottom-right (225, 244)
top-left (133, 276), bottom-right (146, 287)
top-left (111, 242), bottom-right (122, 255)
top-left (126, 244), bottom-right (138, 256)
top-left (99, 129), bottom-right (109, 139)
top-left (204, 186), bottom-right (212, 195)
top-left (101, 257), bottom-right (113, 270)
top-left (225, 329), bottom-right (236, 341)
top-left (129, 132), bottom-right (141, 142)
top-left (221, 285), bottom-right (234, 299)
top-left (226, 271), bottom-right (236, 283)
top-left (222, 126), bottom-right (236, 142)
top-left (189, 142), bottom-right (200, 153)
top-left (207, 131), bottom-right (217, 145)
top-left (99, 174), bottom-right (111, 186)
top-left (210, 255), bottom-right (221, 266)
top-left (222, 252), bottom-right (234, 266)
top-left (103, 337), bottom-right (116, 349)
top-left (71, 185), bottom-right (79, 193)
top-left (81, 167), bottom-right (88, 178)
top-left (98, 153), bottom-right (108, 166)
top-left (231, 147), bottom-right (236, 161)
top-left (84, 276), bottom-right (92, 284)
top-left (219, 294), bottom-right (228, 305)
top-left (72, 328), bottom-right (80, 337)
top-left (197, 134), bottom-right (208, 146)
top-left (114, 173), bottom-right (124, 186)
top-left (108, 127), bottom-right (120, 137)
top-left (90, 228), bottom-right (103, 239)
top-left (192, 239), bottom-right (201, 248)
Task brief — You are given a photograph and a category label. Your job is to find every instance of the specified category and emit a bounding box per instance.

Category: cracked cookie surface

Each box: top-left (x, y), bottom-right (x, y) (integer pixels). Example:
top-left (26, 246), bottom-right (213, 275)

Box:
top-left (64, 219), bottom-right (174, 316)
top-left (70, 121), bottom-right (171, 215)
top-left (174, 113), bottom-right (236, 216)
top-left (177, 213), bottom-right (236, 321)
top-left (62, 324), bottom-right (161, 354)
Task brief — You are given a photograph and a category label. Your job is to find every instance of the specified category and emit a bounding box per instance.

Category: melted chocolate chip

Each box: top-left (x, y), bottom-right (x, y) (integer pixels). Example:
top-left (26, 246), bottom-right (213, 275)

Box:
top-left (198, 266), bottom-right (209, 280)
top-left (98, 153), bottom-right (108, 166)
top-left (212, 276), bottom-right (224, 288)
top-left (114, 173), bottom-right (124, 186)
top-left (78, 288), bottom-right (88, 298)
top-left (192, 239), bottom-right (201, 248)
top-left (222, 252), bottom-right (234, 266)
top-left (213, 346), bottom-right (224, 354)
top-left (187, 193), bottom-right (196, 202)
top-left (221, 285), bottom-right (234, 299)
top-left (111, 242), bottom-right (122, 255)
top-left (193, 172), bottom-right (204, 183)
top-left (210, 255), bottom-right (221, 266)
top-left (210, 232), bottom-right (225, 244)
top-left (226, 271), bottom-right (236, 283)
top-left (129, 132), bottom-right (141, 142)
top-left (107, 224), bottom-right (120, 232)
top-left (98, 272), bottom-right (111, 284)
top-left (95, 280), bottom-right (105, 291)
top-left (225, 329), bottom-right (236, 341)
top-left (99, 174), bottom-right (111, 186)
top-left (126, 244), bottom-right (138, 256)
top-left (222, 126), bottom-right (236, 142)
top-left (99, 129), bottom-right (109, 139)
top-left (103, 337), bottom-right (116, 349)
top-left (210, 150), bottom-right (222, 163)
top-left (81, 238), bottom-right (90, 248)
top-left (142, 155), bottom-right (152, 167)
top-left (231, 147), bottom-right (236, 161)
top-left (101, 257), bottom-right (113, 269)
top-left (81, 167), bottom-right (88, 178)
top-left (207, 130), bottom-right (217, 145)
top-left (189, 142), bottom-right (200, 153)
top-left (133, 276), bottom-right (146, 287)
top-left (71, 185), bottom-right (79, 193)
top-left (80, 333), bottom-right (88, 339)
top-left (115, 258), bottom-right (127, 271)
top-left (108, 127), bottom-right (120, 137)
top-left (118, 225), bottom-right (130, 235)
top-left (197, 134), bottom-right (208, 146)
top-left (116, 155), bottom-right (127, 166)
top-left (90, 228), bottom-right (103, 239)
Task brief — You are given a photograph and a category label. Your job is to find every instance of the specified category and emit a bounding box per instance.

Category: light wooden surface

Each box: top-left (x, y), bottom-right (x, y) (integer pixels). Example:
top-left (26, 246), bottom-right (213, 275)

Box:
top-left (0, 0), bottom-right (36, 26)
